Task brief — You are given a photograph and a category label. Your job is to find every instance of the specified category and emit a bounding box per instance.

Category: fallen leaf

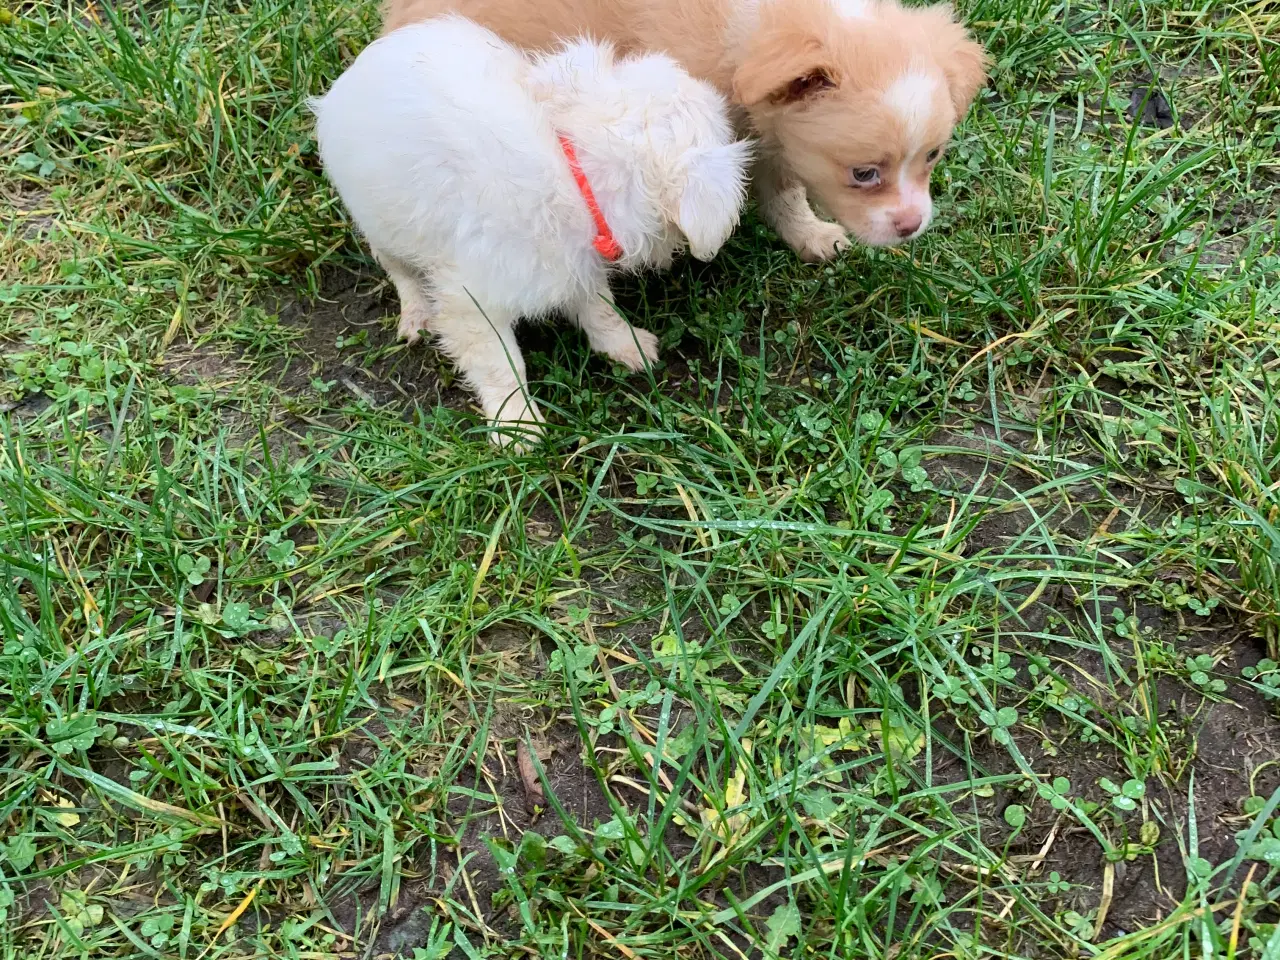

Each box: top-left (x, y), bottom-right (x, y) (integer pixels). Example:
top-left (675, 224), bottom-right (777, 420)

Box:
top-left (703, 747), bottom-right (752, 844)
top-left (55, 797), bottom-right (80, 827)
top-left (806, 717), bottom-right (868, 751)
top-left (867, 717), bottom-right (924, 762)
top-left (516, 740), bottom-right (545, 814)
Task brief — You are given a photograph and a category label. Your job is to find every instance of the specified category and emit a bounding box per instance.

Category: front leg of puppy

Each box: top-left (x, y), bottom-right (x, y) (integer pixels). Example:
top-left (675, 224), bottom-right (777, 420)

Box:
top-left (754, 155), bottom-right (849, 263)
top-left (434, 285), bottom-right (543, 449)
top-left (572, 285), bottom-right (659, 372)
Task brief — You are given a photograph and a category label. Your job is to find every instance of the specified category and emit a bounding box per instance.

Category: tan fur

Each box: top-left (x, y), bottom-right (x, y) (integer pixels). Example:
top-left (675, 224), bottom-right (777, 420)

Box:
top-left (380, 0), bottom-right (988, 256)
top-left (926, 6), bottom-right (989, 114)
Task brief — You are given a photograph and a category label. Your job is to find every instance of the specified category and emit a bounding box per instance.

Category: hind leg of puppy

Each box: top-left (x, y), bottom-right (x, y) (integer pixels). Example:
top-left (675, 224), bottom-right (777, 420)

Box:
top-left (373, 247), bottom-right (436, 342)
top-left (573, 286), bottom-right (659, 372)
top-left (432, 283), bottom-right (543, 449)
top-left (754, 156), bottom-right (848, 263)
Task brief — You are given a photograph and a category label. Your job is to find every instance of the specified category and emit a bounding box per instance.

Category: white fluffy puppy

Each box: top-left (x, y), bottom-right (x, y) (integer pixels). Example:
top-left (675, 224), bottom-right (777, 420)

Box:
top-left (311, 17), bottom-right (751, 446)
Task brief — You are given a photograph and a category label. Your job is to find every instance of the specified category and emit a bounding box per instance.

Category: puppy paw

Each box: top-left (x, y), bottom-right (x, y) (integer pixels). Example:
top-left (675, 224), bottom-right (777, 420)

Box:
top-left (489, 423), bottom-right (543, 452)
top-left (792, 221), bottom-right (850, 262)
top-left (487, 399), bottom-right (545, 451)
top-left (601, 326), bottom-right (660, 372)
top-left (397, 306), bottom-right (432, 343)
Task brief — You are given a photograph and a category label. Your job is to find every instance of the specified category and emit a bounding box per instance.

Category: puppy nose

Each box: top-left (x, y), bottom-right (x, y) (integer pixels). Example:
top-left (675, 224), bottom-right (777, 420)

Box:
top-left (893, 212), bottom-right (923, 238)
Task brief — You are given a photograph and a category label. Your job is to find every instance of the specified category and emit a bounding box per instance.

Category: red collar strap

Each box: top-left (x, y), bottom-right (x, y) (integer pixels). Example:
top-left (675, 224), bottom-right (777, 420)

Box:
top-left (558, 134), bottom-right (623, 262)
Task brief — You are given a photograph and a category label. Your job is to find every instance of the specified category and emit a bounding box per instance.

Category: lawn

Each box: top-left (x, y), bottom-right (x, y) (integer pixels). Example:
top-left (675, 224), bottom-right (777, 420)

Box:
top-left (2, 0), bottom-right (1280, 956)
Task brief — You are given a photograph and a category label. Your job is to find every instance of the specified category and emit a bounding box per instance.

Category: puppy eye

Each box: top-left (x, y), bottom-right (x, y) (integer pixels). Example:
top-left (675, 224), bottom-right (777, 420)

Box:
top-left (926, 148), bottom-right (941, 162)
top-left (850, 166), bottom-right (880, 187)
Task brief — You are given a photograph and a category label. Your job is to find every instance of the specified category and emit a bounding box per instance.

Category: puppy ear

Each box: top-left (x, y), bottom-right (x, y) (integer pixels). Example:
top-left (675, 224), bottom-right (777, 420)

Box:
top-left (925, 7), bottom-right (989, 115)
top-left (676, 141), bottom-right (753, 261)
top-left (732, 26), bottom-right (840, 107)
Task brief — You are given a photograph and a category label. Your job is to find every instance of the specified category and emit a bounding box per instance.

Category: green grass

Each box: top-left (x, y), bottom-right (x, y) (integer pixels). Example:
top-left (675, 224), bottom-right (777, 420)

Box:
top-left (3, 0), bottom-right (1280, 956)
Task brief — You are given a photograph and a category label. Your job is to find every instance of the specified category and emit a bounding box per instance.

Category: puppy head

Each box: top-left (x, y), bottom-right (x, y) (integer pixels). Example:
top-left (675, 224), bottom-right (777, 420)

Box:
top-left (598, 52), bottom-right (751, 263)
top-left (733, 0), bottom-right (987, 247)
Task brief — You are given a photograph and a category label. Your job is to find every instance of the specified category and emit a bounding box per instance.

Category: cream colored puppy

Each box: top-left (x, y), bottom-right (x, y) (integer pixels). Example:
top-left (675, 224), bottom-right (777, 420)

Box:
top-left (311, 17), bottom-right (750, 446)
top-left (381, 0), bottom-right (988, 260)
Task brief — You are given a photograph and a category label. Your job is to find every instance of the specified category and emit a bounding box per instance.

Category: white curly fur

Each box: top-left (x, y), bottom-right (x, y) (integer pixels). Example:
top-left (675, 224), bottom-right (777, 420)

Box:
top-left (311, 17), bottom-right (751, 446)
